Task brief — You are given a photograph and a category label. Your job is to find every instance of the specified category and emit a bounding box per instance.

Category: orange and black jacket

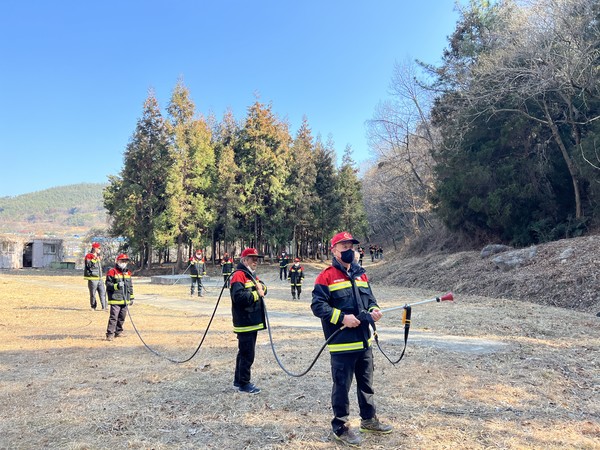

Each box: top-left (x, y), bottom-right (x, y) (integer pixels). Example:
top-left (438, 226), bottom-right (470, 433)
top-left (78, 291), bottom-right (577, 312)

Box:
top-left (105, 266), bottom-right (134, 305)
top-left (84, 253), bottom-right (102, 280)
top-left (279, 256), bottom-right (289, 268)
top-left (230, 263), bottom-right (268, 333)
top-left (221, 257), bottom-right (234, 276)
top-left (311, 258), bottom-right (379, 354)
top-left (288, 264), bottom-right (304, 285)
top-left (189, 257), bottom-right (206, 277)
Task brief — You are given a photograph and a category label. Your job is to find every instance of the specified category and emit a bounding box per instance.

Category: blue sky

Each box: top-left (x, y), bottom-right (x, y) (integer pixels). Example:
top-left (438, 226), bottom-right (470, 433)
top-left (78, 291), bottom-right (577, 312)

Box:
top-left (0, 1), bottom-right (461, 197)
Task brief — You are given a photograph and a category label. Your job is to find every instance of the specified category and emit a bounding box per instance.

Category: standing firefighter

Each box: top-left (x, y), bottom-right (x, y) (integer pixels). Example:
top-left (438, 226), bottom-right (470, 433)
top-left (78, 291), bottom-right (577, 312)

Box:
top-left (190, 249), bottom-right (206, 297)
top-left (221, 252), bottom-right (234, 288)
top-left (278, 251), bottom-right (289, 280)
top-left (84, 242), bottom-right (106, 310)
top-left (230, 247), bottom-right (268, 394)
top-left (311, 231), bottom-right (392, 446)
top-left (105, 254), bottom-right (134, 341)
top-left (288, 257), bottom-right (304, 300)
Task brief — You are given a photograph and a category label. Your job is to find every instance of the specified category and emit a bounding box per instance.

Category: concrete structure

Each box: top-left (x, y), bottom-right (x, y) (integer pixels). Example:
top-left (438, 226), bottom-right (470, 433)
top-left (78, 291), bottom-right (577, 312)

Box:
top-left (0, 235), bottom-right (64, 269)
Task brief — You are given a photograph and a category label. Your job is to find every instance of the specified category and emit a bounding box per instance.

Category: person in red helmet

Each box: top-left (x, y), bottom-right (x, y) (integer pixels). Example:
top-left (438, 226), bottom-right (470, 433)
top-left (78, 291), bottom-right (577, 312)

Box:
top-left (288, 257), bottom-right (304, 300)
top-left (221, 252), bottom-right (234, 288)
top-left (84, 242), bottom-right (106, 310)
top-left (229, 247), bottom-right (267, 394)
top-left (189, 249), bottom-right (206, 297)
top-left (105, 253), bottom-right (135, 341)
top-left (311, 231), bottom-right (392, 446)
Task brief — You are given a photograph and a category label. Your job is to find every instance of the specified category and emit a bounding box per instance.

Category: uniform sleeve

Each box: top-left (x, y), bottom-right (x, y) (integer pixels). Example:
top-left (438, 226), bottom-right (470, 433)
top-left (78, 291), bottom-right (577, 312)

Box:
top-left (105, 269), bottom-right (116, 292)
top-left (362, 274), bottom-right (379, 311)
top-left (127, 273), bottom-right (134, 299)
top-left (311, 272), bottom-right (344, 326)
top-left (230, 271), bottom-right (256, 307)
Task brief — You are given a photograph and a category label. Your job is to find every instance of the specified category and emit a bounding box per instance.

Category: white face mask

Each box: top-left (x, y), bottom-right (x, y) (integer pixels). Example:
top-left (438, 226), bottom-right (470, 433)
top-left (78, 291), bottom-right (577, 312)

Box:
top-left (117, 262), bottom-right (127, 270)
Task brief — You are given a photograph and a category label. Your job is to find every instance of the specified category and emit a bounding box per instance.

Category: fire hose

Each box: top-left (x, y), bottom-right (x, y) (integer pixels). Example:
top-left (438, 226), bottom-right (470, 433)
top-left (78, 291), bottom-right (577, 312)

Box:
top-left (264, 292), bottom-right (454, 377)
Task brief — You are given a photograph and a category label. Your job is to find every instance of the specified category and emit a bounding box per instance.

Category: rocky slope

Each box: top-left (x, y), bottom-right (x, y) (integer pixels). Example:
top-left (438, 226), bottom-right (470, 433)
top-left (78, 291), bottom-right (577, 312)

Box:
top-left (368, 234), bottom-right (600, 315)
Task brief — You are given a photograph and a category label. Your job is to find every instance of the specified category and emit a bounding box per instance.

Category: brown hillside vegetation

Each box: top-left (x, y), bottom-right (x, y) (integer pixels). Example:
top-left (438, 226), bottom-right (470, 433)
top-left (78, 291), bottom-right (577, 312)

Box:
top-left (0, 265), bottom-right (598, 449)
top-left (369, 234), bottom-right (600, 315)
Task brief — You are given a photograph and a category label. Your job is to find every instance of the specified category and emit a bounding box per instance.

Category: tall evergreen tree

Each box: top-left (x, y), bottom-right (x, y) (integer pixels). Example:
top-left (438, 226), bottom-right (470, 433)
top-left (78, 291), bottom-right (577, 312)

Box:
top-left (164, 81), bottom-right (216, 266)
top-left (337, 145), bottom-right (368, 236)
top-left (212, 109), bottom-right (242, 256)
top-left (286, 116), bottom-right (317, 257)
top-left (103, 90), bottom-right (170, 266)
top-left (312, 135), bottom-right (341, 258)
top-left (235, 100), bottom-right (291, 251)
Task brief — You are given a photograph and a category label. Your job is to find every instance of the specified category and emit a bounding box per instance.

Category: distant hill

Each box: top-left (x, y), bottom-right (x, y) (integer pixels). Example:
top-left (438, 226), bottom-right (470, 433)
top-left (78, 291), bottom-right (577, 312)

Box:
top-left (0, 183), bottom-right (108, 235)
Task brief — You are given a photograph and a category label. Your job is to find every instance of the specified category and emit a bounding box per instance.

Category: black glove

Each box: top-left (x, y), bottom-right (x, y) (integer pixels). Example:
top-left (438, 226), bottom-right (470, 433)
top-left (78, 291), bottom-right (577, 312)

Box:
top-left (129, 299), bottom-right (134, 306)
top-left (357, 310), bottom-right (376, 328)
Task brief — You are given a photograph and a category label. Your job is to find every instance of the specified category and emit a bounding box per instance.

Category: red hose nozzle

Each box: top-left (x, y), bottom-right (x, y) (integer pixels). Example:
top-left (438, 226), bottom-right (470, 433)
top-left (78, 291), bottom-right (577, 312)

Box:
top-left (438, 292), bottom-right (454, 302)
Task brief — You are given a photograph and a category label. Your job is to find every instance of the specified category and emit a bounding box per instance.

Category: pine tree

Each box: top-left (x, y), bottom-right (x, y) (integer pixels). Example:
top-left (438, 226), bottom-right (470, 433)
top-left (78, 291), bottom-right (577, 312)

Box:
top-left (103, 90), bottom-right (170, 266)
top-left (337, 145), bottom-right (368, 236)
top-left (163, 81), bottom-right (216, 266)
top-left (236, 100), bottom-right (291, 252)
top-left (286, 116), bottom-right (317, 257)
top-left (212, 109), bottom-right (242, 256)
top-left (312, 135), bottom-right (341, 258)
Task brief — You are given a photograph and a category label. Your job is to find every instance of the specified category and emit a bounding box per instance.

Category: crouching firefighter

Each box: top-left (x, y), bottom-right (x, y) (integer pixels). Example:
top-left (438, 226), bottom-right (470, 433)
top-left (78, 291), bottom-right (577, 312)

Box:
top-left (311, 231), bottom-right (393, 447)
top-left (105, 253), bottom-right (135, 341)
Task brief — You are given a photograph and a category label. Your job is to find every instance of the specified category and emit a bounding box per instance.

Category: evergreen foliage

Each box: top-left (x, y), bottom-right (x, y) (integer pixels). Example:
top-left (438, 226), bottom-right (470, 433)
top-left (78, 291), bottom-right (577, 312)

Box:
top-left (103, 85), bottom-right (368, 264)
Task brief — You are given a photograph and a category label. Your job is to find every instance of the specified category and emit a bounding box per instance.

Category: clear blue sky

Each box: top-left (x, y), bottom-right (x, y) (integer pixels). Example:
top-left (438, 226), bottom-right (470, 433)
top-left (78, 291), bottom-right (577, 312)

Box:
top-left (0, 0), bottom-right (461, 197)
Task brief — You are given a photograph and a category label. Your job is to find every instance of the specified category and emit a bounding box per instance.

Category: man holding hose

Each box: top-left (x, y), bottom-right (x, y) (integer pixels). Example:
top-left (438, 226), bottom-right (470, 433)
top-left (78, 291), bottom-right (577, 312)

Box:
top-left (311, 231), bottom-right (392, 447)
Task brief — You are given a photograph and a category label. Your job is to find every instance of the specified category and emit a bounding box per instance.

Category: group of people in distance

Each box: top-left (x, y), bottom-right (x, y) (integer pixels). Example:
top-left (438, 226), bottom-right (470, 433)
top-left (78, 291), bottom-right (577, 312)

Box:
top-left (85, 231), bottom-right (392, 447)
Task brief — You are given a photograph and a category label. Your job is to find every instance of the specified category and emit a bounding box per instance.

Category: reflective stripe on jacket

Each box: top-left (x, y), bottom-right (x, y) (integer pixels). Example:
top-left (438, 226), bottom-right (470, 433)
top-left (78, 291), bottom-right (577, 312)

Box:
top-left (221, 259), bottom-right (234, 275)
top-left (288, 265), bottom-right (304, 286)
top-left (230, 263), bottom-right (267, 333)
top-left (311, 258), bottom-right (379, 354)
top-left (105, 266), bottom-right (134, 305)
top-left (84, 253), bottom-right (102, 280)
top-left (190, 258), bottom-right (206, 277)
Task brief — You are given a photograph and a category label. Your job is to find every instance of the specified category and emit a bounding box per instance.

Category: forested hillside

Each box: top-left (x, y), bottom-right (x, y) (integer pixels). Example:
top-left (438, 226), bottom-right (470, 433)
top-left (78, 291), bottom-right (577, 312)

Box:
top-left (364, 0), bottom-right (600, 249)
top-left (0, 183), bottom-right (107, 234)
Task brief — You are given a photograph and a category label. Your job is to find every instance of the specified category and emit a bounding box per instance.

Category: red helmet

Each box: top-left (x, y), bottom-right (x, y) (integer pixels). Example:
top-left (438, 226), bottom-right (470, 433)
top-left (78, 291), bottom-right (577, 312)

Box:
top-left (92, 242), bottom-right (101, 249)
top-left (116, 253), bottom-right (130, 261)
top-left (241, 248), bottom-right (262, 258)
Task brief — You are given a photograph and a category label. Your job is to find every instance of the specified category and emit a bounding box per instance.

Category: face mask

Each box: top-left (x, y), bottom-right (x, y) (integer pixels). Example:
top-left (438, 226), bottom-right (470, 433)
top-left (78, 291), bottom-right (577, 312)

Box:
top-left (117, 262), bottom-right (127, 270)
top-left (340, 248), bottom-right (355, 264)
top-left (294, 263), bottom-right (299, 267)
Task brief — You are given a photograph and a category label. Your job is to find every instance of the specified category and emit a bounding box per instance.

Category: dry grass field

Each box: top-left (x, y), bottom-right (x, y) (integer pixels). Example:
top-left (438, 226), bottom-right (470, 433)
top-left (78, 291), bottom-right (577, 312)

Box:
top-left (0, 266), bottom-right (598, 449)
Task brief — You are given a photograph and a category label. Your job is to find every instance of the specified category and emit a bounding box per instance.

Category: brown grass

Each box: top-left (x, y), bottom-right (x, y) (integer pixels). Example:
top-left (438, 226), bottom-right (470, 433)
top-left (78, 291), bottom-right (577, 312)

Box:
top-left (0, 268), bottom-right (599, 450)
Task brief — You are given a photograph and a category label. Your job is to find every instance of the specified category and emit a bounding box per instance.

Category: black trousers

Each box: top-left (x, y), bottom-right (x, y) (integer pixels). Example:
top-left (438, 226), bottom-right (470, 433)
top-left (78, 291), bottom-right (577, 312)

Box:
top-left (190, 276), bottom-right (203, 295)
top-left (330, 348), bottom-right (376, 435)
top-left (223, 274), bottom-right (231, 288)
top-left (106, 304), bottom-right (127, 337)
top-left (234, 331), bottom-right (257, 386)
top-left (291, 284), bottom-right (302, 298)
top-left (279, 266), bottom-right (288, 280)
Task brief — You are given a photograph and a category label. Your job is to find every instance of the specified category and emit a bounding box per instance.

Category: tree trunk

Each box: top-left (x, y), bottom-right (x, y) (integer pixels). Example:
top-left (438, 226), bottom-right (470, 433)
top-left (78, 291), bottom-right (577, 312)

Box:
top-left (543, 101), bottom-right (583, 219)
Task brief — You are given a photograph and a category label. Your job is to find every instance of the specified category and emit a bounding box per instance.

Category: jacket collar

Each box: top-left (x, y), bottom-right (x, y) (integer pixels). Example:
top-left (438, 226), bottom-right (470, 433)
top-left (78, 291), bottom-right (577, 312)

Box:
top-left (332, 257), bottom-right (365, 279)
